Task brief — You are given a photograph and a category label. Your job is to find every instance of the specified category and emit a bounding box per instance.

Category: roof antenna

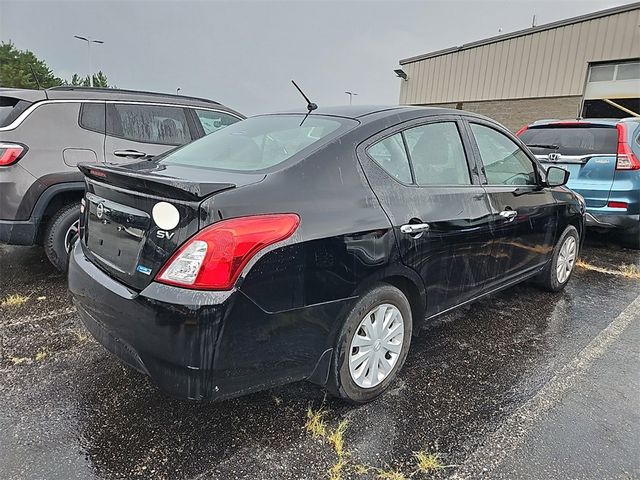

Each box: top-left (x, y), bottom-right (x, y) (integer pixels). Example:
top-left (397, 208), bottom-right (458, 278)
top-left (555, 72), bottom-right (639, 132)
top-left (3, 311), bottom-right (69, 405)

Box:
top-left (291, 80), bottom-right (317, 126)
top-left (29, 64), bottom-right (42, 89)
top-left (29, 64), bottom-right (48, 99)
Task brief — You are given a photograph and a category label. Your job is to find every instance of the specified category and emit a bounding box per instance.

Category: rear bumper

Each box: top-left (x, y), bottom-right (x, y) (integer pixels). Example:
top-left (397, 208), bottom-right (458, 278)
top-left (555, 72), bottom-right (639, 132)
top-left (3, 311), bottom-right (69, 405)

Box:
top-left (68, 242), bottom-right (347, 400)
top-left (584, 212), bottom-right (639, 233)
top-left (0, 219), bottom-right (37, 245)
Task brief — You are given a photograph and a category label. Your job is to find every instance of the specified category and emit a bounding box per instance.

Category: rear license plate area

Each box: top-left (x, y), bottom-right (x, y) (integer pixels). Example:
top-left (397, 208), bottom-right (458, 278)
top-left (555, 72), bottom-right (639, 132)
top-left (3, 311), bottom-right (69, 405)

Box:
top-left (85, 193), bottom-right (150, 273)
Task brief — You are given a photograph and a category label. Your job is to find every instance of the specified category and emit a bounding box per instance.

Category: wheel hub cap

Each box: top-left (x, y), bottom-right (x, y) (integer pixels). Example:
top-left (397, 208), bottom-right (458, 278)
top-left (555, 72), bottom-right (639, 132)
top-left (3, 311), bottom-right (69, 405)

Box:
top-left (556, 236), bottom-right (577, 283)
top-left (348, 303), bottom-right (404, 389)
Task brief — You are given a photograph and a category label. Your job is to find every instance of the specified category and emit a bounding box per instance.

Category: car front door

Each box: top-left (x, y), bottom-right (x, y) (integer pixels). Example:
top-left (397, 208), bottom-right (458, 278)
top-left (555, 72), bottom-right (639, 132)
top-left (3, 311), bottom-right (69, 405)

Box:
top-left (358, 116), bottom-right (495, 317)
top-left (465, 120), bottom-right (558, 286)
top-left (104, 103), bottom-right (195, 164)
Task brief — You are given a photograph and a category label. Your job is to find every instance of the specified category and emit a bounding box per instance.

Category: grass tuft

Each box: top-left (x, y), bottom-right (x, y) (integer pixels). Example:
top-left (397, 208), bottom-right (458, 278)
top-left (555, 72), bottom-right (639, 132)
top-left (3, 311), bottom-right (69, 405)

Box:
top-left (620, 263), bottom-right (640, 279)
top-left (353, 464), bottom-right (370, 475)
top-left (413, 450), bottom-right (444, 473)
top-left (328, 457), bottom-right (348, 480)
top-left (1, 294), bottom-right (28, 308)
top-left (10, 357), bottom-right (29, 365)
top-left (305, 406), bottom-right (328, 439)
top-left (576, 259), bottom-right (640, 279)
top-left (327, 419), bottom-right (349, 457)
top-left (376, 467), bottom-right (406, 480)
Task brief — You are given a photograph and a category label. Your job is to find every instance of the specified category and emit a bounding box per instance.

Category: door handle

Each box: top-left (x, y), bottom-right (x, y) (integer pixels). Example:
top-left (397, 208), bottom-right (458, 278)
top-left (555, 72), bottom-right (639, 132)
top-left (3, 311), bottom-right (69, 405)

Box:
top-left (499, 210), bottom-right (518, 221)
top-left (114, 149), bottom-right (147, 158)
top-left (400, 223), bottom-right (430, 234)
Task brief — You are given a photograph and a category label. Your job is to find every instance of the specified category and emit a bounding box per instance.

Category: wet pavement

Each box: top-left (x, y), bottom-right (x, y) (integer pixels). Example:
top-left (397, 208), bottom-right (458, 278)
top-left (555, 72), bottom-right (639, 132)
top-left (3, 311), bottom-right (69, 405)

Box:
top-left (1, 237), bottom-right (638, 480)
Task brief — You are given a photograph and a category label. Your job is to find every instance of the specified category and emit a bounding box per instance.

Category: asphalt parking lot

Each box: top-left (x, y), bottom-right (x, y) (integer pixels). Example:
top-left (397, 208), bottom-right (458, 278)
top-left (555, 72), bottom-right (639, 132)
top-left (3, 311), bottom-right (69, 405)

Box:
top-left (1, 234), bottom-right (638, 480)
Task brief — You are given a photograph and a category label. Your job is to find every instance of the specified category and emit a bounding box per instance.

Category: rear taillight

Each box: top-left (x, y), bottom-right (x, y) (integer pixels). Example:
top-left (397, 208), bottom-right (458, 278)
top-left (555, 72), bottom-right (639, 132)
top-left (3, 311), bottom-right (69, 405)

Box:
top-left (608, 201), bottom-right (628, 209)
top-left (615, 124), bottom-right (640, 170)
top-left (515, 125), bottom-right (528, 136)
top-left (0, 143), bottom-right (26, 166)
top-left (156, 214), bottom-right (300, 290)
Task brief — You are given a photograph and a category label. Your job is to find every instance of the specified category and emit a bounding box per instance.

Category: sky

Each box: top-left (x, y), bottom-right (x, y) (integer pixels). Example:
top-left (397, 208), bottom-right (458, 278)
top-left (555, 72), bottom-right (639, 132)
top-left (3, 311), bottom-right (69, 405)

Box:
top-left (0, 0), bottom-right (634, 115)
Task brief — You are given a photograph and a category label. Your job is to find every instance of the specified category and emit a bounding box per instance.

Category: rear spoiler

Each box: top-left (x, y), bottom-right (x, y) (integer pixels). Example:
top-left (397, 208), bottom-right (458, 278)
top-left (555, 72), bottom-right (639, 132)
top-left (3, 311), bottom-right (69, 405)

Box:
top-left (78, 163), bottom-right (236, 201)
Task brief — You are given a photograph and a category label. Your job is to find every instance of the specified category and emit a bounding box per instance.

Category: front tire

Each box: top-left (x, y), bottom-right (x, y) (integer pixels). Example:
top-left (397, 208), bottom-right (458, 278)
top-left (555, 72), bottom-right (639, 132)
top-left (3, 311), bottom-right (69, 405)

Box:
top-left (327, 283), bottom-right (412, 404)
top-left (536, 225), bottom-right (579, 292)
top-left (44, 202), bottom-right (80, 272)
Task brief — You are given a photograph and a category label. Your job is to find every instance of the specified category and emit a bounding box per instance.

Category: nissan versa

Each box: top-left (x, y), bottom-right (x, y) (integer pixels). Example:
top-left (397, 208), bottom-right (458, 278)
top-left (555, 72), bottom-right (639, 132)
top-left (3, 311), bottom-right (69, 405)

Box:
top-left (68, 106), bottom-right (585, 403)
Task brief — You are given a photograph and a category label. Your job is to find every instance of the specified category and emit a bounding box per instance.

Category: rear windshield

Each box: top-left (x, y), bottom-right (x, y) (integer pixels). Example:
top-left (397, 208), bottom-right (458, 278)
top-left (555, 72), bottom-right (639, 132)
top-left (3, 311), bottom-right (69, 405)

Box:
top-left (159, 114), bottom-right (355, 172)
top-left (0, 97), bottom-right (32, 127)
top-left (520, 125), bottom-right (617, 156)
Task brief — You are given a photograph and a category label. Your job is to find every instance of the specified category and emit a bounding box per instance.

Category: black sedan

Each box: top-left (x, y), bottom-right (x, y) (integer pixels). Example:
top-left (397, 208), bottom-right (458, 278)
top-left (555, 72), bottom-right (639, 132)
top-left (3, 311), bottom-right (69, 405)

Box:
top-left (68, 106), bottom-right (585, 403)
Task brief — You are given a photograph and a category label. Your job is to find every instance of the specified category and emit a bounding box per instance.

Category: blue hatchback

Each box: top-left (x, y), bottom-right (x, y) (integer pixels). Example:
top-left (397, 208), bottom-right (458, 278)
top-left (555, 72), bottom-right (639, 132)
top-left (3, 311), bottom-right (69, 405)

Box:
top-left (518, 118), bottom-right (640, 248)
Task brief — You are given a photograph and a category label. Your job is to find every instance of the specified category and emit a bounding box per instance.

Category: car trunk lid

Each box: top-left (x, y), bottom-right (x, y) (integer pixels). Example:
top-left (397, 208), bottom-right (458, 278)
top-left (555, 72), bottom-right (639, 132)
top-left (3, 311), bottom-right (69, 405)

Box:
top-left (78, 161), bottom-right (265, 290)
top-left (519, 123), bottom-right (618, 208)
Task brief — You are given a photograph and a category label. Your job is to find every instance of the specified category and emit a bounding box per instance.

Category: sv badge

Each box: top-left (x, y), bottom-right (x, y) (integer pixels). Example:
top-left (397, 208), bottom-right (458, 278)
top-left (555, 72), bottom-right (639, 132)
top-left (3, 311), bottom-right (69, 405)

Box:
top-left (156, 230), bottom-right (176, 240)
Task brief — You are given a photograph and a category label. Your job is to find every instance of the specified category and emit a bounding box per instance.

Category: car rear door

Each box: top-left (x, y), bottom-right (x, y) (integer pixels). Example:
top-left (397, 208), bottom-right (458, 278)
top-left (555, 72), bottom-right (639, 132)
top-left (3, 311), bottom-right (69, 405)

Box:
top-left (358, 116), bottom-right (495, 317)
top-left (518, 123), bottom-right (619, 208)
top-left (466, 120), bottom-right (558, 285)
top-left (104, 103), bottom-right (195, 164)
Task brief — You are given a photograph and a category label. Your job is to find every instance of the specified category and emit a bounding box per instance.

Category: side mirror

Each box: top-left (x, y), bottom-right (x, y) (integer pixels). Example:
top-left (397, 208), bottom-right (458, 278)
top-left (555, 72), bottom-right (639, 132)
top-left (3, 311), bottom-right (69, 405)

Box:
top-left (546, 166), bottom-right (570, 187)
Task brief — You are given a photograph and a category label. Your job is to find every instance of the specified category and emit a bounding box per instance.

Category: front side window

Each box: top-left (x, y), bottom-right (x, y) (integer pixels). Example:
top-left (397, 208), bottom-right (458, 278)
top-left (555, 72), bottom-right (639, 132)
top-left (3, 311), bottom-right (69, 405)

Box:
top-left (367, 133), bottom-right (412, 183)
top-left (160, 114), bottom-right (352, 172)
top-left (471, 123), bottom-right (537, 186)
top-left (107, 104), bottom-right (191, 145)
top-left (404, 122), bottom-right (470, 185)
top-left (194, 109), bottom-right (240, 135)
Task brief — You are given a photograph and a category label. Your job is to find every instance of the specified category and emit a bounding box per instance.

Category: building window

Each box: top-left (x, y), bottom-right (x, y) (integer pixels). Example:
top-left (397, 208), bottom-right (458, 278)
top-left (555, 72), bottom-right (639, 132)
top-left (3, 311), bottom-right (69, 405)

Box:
top-left (588, 64), bottom-right (615, 82)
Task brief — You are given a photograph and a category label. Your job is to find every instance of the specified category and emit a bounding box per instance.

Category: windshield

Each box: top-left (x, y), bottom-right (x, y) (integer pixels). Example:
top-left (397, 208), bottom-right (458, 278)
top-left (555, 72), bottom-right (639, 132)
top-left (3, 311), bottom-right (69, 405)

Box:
top-left (520, 125), bottom-right (618, 156)
top-left (159, 114), bottom-right (356, 172)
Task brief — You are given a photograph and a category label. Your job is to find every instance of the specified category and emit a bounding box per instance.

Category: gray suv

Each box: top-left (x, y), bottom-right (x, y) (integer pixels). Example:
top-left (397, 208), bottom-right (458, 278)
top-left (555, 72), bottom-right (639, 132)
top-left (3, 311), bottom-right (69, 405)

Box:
top-left (0, 86), bottom-right (244, 271)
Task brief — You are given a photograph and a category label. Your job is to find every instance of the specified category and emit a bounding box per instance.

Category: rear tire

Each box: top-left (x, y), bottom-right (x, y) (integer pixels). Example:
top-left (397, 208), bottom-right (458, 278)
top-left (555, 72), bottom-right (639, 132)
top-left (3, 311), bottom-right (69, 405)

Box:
top-left (44, 202), bottom-right (80, 272)
top-left (536, 225), bottom-right (579, 292)
top-left (327, 283), bottom-right (412, 404)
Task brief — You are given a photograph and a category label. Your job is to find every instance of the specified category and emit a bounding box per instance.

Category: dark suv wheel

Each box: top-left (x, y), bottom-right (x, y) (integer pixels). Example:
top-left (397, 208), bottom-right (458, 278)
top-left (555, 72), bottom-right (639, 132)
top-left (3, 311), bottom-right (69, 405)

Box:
top-left (44, 202), bottom-right (80, 272)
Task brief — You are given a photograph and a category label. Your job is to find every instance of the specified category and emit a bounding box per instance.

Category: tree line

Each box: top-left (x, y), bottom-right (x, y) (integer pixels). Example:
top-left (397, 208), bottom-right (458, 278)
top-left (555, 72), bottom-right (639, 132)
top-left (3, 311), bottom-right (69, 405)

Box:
top-left (0, 41), bottom-right (111, 89)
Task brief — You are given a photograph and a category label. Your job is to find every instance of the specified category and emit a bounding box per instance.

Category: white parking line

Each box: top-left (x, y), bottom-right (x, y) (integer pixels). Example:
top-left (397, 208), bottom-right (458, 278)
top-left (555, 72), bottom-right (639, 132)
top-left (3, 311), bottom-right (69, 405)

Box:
top-left (451, 293), bottom-right (640, 479)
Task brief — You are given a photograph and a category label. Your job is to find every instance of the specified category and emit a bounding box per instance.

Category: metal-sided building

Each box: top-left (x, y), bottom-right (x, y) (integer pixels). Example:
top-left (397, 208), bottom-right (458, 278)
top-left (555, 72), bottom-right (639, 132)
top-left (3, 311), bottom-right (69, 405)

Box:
top-left (397, 2), bottom-right (640, 131)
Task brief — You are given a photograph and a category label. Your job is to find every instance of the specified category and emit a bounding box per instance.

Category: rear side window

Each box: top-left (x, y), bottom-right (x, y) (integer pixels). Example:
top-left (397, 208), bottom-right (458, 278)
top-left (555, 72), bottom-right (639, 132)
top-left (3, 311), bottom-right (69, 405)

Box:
top-left (160, 115), bottom-right (351, 172)
top-left (194, 109), bottom-right (240, 135)
top-left (367, 133), bottom-right (412, 183)
top-left (107, 104), bottom-right (192, 146)
top-left (404, 122), bottom-right (470, 185)
top-left (471, 123), bottom-right (537, 186)
top-left (79, 103), bottom-right (105, 133)
top-left (0, 97), bottom-right (32, 127)
top-left (519, 126), bottom-right (618, 155)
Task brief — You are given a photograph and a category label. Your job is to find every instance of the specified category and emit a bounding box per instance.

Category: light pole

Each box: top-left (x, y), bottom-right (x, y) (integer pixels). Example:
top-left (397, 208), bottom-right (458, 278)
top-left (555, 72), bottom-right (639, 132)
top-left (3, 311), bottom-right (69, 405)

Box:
top-left (345, 91), bottom-right (358, 105)
top-left (74, 35), bottom-right (104, 87)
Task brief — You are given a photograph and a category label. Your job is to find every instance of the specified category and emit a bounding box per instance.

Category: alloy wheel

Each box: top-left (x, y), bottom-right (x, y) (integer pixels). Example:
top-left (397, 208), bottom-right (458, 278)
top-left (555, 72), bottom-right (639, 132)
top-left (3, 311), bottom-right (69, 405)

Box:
top-left (348, 303), bottom-right (404, 389)
top-left (556, 236), bottom-right (577, 283)
top-left (65, 220), bottom-right (80, 253)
